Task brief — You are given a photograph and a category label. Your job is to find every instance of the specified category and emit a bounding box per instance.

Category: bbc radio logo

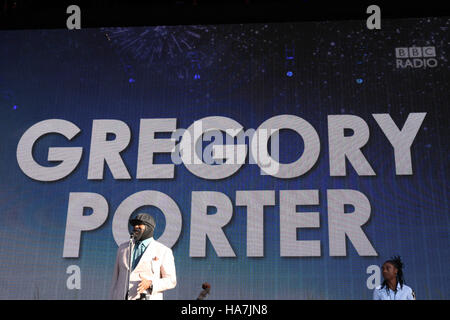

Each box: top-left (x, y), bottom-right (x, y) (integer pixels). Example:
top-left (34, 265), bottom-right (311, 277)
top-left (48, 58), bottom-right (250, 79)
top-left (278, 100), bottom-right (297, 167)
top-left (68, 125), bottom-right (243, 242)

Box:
top-left (395, 46), bottom-right (438, 69)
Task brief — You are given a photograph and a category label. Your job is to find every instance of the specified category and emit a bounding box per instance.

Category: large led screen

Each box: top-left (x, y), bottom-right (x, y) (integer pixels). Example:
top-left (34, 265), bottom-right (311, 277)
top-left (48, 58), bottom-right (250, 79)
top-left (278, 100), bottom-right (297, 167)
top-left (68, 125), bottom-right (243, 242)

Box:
top-left (0, 16), bottom-right (448, 299)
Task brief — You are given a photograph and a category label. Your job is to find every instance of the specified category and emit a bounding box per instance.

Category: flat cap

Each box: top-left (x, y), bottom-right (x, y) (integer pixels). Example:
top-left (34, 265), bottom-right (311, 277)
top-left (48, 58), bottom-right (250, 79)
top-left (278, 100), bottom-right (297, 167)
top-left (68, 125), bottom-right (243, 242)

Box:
top-left (129, 213), bottom-right (156, 229)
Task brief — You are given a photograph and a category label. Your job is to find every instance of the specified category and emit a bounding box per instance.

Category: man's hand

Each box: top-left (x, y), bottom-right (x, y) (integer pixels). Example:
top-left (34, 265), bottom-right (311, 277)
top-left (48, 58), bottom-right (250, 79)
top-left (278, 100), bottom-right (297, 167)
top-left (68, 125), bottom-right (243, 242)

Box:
top-left (137, 274), bottom-right (153, 294)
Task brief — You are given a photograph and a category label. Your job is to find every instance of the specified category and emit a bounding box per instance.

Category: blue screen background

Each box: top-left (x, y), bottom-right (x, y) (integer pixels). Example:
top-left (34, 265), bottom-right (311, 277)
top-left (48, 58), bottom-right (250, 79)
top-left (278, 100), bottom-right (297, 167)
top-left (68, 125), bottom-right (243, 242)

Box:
top-left (0, 17), bottom-right (448, 299)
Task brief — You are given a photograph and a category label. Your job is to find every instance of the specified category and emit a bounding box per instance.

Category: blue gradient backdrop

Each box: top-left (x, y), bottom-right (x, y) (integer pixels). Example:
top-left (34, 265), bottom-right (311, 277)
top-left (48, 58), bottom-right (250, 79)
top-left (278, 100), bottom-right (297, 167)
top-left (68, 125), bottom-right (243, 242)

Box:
top-left (0, 17), bottom-right (448, 299)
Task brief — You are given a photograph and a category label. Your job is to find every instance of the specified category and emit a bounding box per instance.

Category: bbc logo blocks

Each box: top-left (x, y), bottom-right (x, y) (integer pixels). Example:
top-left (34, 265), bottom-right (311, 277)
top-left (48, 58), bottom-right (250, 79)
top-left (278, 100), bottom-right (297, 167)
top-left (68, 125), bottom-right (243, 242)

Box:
top-left (395, 47), bottom-right (436, 58)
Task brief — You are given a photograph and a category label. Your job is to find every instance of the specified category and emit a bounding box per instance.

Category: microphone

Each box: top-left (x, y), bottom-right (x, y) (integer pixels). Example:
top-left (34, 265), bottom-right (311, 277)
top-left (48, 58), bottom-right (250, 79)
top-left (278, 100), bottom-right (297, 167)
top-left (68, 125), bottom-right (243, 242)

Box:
top-left (196, 282), bottom-right (211, 300)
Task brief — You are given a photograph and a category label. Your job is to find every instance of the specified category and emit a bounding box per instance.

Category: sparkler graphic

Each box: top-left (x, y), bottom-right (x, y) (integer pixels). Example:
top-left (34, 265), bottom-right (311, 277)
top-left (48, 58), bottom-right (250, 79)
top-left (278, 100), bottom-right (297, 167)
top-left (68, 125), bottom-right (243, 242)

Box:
top-left (101, 24), bottom-right (278, 86)
top-left (101, 25), bottom-right (215, 67)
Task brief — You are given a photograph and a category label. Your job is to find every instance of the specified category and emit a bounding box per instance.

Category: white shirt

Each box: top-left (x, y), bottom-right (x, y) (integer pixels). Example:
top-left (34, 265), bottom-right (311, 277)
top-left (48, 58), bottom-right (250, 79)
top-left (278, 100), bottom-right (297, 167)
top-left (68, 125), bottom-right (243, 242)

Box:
top-left (373, 283), bottom-right (416, 300)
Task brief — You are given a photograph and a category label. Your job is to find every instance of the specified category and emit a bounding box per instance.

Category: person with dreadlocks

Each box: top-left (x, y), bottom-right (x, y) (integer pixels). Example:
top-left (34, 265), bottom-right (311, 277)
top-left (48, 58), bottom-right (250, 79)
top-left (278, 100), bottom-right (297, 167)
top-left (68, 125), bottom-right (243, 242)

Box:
top-left (373, 256), bottom-right (415, 300)
top-left (109, 213), bottom-right (177, 300)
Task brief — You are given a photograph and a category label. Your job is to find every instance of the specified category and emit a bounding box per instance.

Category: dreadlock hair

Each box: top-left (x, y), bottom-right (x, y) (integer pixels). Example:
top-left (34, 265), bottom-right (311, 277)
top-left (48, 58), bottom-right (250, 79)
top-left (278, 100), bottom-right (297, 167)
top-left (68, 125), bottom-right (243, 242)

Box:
top-left (381, 256), bottom-right (405, 293)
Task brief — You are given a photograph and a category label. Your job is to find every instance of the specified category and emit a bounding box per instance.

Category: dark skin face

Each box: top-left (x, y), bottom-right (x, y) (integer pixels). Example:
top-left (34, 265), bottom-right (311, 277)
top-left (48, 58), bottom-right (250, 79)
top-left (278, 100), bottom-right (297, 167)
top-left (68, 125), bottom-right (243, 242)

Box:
top-left (132, 224), bottom-right (146, 240)
top-left (382, 262), bottom-right (398, 290)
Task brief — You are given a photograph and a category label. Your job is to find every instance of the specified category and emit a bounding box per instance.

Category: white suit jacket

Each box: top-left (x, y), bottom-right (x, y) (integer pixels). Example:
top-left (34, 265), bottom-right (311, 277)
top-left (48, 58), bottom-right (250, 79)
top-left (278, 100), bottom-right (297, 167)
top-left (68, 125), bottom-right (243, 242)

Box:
top-left (110, 238), bottom-right (177, 300)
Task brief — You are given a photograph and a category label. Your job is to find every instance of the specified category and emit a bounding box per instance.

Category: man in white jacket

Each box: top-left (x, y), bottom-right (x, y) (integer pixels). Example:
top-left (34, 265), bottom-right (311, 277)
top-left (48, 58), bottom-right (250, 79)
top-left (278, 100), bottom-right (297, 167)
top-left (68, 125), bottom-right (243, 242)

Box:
top-left (110, 213), bottom-right (177, 300)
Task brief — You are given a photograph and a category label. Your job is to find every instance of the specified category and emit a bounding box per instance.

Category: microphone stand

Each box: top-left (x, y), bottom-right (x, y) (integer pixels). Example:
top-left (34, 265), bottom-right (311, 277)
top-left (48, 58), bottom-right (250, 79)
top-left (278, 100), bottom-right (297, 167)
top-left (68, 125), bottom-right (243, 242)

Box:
top-left (124, 234), bottom-right (135, 300)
